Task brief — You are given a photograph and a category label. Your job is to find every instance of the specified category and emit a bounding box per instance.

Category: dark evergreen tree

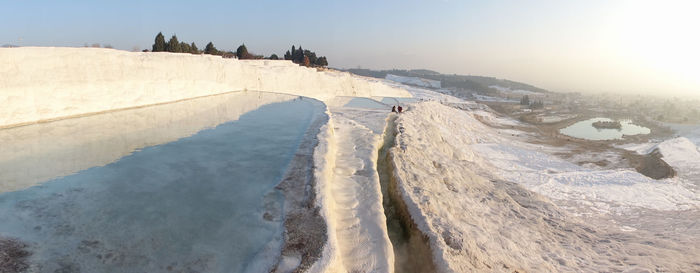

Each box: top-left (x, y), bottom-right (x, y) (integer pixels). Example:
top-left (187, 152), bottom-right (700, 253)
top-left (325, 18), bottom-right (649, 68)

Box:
top-left (291, 46), bottom-right (297, 62)
top-left (316, 56), bottom-right (328, 67)
top-left (297, 46), bottom-right (304, 63)
top-left (204, 42), bottom-right (218, 55)
top-left (269, 54), bottom-right (279, 60)
top-left (152, 32), bottom-right (166, 52)
top-left (180, 42), bottom-right (191, 54)
top-left (281, 45), bottom-right (328, 66)
top-left (190, 42), bottom-right (199, 54)
top-left (292, 45), bottom-right (304, 64)
top-left (166, 35), bottom-right (181, 52)
top-left (304, 50), bottom-right (317, 64)
top-left (531, 100), bottom-right (544, 109)
top-left (520, 95), bottom-right (530, 105)
top-left (236, 44), bottom-right (249, 59)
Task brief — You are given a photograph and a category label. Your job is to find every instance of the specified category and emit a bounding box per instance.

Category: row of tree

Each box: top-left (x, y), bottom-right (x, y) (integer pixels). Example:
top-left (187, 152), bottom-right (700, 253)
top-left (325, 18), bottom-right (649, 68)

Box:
top-left (520, 95), bottom-right (544, 109)
top-left (283, 45), bottom-right (328, 67)
top-left (152, 32), bottom-right (202, 54)
top-left (150, 32), bottom-right (328, 67)
top-left (234, 44), bottom-right (263, 59)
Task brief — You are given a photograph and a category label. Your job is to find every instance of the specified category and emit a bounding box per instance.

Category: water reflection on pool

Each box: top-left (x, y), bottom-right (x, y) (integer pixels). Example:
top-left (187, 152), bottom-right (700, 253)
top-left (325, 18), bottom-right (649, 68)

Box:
top-left (0, 91), bottom-right (325, 273)
top-left (559, 117), bottom-right (650, 140)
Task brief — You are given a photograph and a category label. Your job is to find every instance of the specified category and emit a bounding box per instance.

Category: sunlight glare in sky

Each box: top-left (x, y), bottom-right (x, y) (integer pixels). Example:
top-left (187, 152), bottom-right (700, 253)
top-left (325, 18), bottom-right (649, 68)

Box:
top-left (612, 0), bottom-right (700, 91)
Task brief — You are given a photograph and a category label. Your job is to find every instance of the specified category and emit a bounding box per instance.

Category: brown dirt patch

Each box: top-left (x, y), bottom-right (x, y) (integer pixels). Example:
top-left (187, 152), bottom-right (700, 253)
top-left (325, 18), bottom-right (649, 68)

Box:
top-left (629, 149), bottom-right (676, 179)
top-left (273, 110), bottom-right (328, 273)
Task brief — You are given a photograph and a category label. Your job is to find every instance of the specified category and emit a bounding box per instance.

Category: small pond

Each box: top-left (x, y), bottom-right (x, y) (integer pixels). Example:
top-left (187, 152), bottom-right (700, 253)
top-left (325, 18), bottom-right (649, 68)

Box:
top-left (559, 117), bottom-right (650, 140)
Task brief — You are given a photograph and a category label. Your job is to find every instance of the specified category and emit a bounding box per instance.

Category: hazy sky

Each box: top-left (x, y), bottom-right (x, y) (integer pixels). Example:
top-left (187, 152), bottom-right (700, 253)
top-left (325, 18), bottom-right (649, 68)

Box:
top-left (2, 0), bottom-right (698, 96)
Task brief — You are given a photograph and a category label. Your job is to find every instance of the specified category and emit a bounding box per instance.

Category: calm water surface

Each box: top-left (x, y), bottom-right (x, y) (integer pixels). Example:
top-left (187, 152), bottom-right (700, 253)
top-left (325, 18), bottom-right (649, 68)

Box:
top-left (560, 117), bottom-right (650, 140)
top-left (0, 92), bottom-right (324, 273)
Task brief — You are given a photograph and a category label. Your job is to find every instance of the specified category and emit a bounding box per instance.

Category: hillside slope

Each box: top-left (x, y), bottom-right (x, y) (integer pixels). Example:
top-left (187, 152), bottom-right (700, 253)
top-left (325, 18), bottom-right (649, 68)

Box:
top-left (346, 68), bottom-right (548, 94)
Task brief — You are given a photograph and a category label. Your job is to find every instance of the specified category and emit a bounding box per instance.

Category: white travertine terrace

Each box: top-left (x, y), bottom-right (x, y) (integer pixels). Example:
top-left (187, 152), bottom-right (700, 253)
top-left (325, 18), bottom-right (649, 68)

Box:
top-left (0, 47), bottom-right (410, 128)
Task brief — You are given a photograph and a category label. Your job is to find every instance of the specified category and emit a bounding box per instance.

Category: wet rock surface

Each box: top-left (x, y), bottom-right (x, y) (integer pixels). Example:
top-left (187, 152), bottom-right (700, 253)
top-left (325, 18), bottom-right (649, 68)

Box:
top-left (0, 237), bottom-right (30, 273)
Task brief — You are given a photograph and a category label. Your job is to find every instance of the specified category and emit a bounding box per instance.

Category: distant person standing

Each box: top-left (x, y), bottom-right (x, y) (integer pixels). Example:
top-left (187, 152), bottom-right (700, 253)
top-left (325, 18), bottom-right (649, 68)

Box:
top-left (392, 106), bottom-right (396, 113)
top-left (398, 106), bottom-right (403, 113)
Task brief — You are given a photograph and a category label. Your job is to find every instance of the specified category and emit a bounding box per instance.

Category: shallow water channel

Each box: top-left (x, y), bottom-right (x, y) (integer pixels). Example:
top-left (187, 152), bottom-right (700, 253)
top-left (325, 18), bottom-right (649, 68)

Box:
top-left (377, 115), bottom-right (436, 273)
top-left (0, 92), bottom-right (324, 272)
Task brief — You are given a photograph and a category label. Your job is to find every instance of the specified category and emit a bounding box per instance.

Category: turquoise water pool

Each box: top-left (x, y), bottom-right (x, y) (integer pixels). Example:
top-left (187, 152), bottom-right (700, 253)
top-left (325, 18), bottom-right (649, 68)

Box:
top-left (0, 92), bottom-right (324, 272)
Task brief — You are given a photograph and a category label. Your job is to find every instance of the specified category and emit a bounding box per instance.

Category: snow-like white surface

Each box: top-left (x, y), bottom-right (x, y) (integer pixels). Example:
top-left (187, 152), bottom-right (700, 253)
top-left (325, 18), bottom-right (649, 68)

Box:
top-left (326, 114), bottom-right (393, 273)
top-left (471, 109), bottom-right (523, 127)
top-left (489, 85), bottom-right (540, 96)
top-left (309, 106), bottom-right (395, 273)
top-left (470, 143), bottom-right (697, 211)
top-left (473, 94), bottom-right (519, 103)
top-left (305, 113), bottom-right (341, 273)
top-left (618, 126), bottom-right (700, 187)
top-left (307, 113), bottom-right (344, 273)
top-left (385, 74), bottom-right (441, 88)
top-left (0, 47), bottom-right (410, 128)
top-left (617, 141), bottom-right (659, 154)
top-left (381, 83), bottom-right (466, 105)
top-left (390, 101), bottom-right (700, 271)
top-left (667, 126), bottom-right (700, 184)
top-left (656, 137), bottom-right (700, 184)
top-left (403, 103), bottom-right (699, 213)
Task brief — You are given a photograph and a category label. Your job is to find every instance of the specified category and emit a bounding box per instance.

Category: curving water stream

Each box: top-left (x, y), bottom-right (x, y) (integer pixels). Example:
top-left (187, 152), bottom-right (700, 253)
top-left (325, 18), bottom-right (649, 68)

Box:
top-left (377, 115), bottom-right (436, 273)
